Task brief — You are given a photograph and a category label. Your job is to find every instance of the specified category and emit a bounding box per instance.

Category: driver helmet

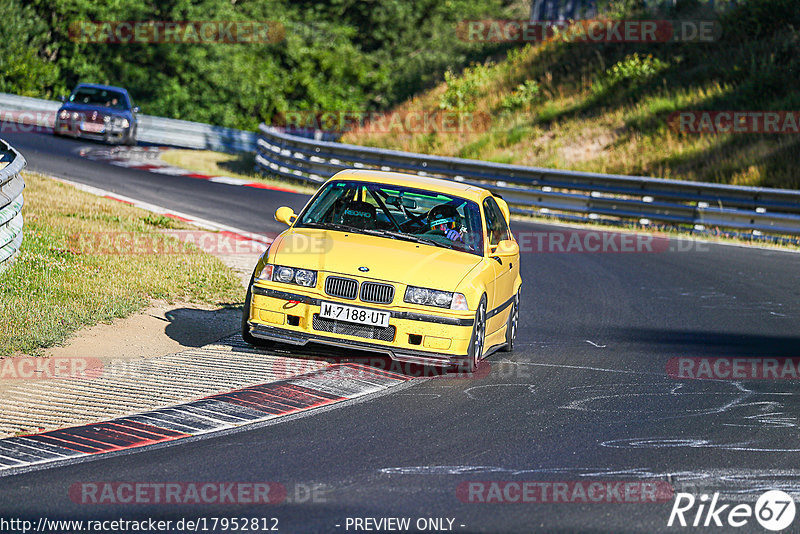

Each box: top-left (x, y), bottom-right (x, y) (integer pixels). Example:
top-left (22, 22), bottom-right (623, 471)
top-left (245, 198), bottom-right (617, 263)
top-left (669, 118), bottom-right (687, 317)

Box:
top-left (428, 204), bottom-right (461, 233)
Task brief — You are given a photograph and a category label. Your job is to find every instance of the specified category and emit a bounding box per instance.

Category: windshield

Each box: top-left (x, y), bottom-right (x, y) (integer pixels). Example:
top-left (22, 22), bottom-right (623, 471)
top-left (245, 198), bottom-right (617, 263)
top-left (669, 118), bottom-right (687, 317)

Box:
top-left (296, 180), bottom-right (484, 256)
top-left (69, 87), bottom-right (129, 110)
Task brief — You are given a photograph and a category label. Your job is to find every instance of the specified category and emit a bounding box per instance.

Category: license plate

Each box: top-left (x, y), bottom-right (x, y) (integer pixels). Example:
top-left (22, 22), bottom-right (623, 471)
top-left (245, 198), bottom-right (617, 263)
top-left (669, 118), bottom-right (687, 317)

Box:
top-left (319, 302), bottom-right (390, 328)
top-left (80, 122), bottom-right (105, 133)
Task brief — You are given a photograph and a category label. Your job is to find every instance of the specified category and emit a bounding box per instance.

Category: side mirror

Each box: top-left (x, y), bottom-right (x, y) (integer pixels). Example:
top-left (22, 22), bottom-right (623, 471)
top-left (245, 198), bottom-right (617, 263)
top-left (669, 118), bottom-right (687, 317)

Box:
top-left (491, 239), bottom-right (519, 256)
top-left (131, 106), bottom-right (140, 113)
top-left (275, 206), bottom-right (296, 226)
top-left (58, 95), bottom-right (67, 103)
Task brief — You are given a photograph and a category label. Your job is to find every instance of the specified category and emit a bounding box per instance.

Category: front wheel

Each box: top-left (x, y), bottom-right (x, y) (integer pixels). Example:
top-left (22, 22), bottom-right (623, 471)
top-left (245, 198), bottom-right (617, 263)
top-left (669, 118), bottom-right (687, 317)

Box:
top-left (241, 275), bottom-right (275, 349)
top-left (458, 295), bottom-right (487, 374)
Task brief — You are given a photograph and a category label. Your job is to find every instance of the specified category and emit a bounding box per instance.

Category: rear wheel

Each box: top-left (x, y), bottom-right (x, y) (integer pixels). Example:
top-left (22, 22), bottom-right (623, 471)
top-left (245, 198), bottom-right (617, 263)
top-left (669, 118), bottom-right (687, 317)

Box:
top-left (241, 274), bottom-right (275, 349)
top-left (459, 295), bottom-right (486, 374)
top-left (500, 288), bottom-right (520, 352)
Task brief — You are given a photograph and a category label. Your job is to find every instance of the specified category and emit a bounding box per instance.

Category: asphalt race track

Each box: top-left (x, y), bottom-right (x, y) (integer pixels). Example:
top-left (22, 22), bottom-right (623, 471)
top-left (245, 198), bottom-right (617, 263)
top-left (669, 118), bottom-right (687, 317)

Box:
top-left (1, 129), bottom-right (799, 533)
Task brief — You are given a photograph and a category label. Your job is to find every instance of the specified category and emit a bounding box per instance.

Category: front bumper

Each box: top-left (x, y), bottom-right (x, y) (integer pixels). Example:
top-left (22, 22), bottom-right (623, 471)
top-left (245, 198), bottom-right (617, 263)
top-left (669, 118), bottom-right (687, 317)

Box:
top-left (246, 284), bottom-right (475, 367)
top-left (54, 119), bottom-right (134, 144)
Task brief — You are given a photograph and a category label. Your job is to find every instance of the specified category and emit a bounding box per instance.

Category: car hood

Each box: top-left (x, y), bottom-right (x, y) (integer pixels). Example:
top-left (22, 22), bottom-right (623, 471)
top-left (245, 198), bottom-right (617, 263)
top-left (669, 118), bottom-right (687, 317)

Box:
top-left (59, 102), bottom-right (131, 118)
top-left (270, 228), bottom-right (482, 292)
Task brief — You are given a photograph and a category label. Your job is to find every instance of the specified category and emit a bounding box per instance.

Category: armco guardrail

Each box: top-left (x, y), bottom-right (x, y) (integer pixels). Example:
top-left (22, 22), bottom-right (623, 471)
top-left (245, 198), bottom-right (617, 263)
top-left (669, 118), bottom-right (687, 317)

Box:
top-left (0, 138), bottom-right (25, 270)
top-left (256, 124), bottom-right (800, 237)
top-left (0, 93), bottom-right (255, 152)
top-left (2, 90), bottom-right (798, 237)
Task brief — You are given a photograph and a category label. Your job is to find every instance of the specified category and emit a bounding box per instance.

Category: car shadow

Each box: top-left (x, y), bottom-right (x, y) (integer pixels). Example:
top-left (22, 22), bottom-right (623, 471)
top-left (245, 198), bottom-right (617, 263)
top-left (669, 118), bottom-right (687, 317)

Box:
top-left (161, 306), bottom-right (241, 348)
top-left (604, 326), bottom-right (800, 358)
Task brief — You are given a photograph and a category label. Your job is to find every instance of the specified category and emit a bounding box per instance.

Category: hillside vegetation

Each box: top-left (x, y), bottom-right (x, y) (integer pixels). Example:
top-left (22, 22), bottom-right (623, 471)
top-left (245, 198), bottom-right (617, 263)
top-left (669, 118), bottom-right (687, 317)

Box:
top-left (344, 0), bottom-right (800, 189)
top-left (0, 0), bottom-right (524, 130)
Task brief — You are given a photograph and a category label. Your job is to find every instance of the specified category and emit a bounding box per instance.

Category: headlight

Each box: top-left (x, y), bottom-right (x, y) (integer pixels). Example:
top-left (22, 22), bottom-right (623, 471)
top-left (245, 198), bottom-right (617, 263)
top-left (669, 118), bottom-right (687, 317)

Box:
top-left (405, 287), bottom-right (431, 305)
top-left (72, 112), bottom-right (79, 120)
top-left (59, 110), bottom-right (68, 120)
top-left (404, 286), bottom-right (469, 310)
top-left (275, 266), bottom-right (295, 283)
top-left (256, 263), bottom-right (317, 288)
top-left (294, 269), bottom-right (316, 287)
top-left (103, 115), bottom-right (110, 123)
top-left (111, 117), bottom-right (129, 128)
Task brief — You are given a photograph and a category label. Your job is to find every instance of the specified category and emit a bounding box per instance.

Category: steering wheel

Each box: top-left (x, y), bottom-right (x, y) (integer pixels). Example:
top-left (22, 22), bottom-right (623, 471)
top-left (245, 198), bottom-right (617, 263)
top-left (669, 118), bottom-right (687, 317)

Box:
top-left (399, 210), bottom-right (429, 232)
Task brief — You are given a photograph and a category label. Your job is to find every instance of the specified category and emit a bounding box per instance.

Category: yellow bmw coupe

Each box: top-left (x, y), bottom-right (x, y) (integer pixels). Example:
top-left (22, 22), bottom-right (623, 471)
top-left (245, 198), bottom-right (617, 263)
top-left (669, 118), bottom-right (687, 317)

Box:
top-left (242, 169), bottom-right (522, 372)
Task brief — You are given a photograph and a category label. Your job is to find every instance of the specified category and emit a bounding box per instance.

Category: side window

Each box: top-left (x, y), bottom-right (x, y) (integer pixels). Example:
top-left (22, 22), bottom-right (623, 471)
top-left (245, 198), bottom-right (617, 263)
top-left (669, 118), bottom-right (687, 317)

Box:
top-left (483, 197), bottom-right (510, 247)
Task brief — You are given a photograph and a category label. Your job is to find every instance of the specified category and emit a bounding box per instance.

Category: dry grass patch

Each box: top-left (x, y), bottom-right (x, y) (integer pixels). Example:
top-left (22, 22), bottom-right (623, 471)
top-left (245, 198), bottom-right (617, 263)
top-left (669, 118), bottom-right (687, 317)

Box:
top-left (0, 172), bottom-right (244, 357)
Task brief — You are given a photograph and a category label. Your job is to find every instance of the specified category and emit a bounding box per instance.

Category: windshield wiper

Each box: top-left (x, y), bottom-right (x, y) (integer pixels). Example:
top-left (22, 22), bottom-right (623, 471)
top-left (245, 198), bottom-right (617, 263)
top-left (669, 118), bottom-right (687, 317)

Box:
top-left (372, 229), bottom-right (451, 249)
top-left (301, 221), bottom-right (361, 233)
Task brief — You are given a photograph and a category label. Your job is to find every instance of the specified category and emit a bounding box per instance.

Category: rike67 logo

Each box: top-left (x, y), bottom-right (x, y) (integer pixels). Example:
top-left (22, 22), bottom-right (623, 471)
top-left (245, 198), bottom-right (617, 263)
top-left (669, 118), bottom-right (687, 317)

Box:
top-left (668, 490), bottom-right (796, 531)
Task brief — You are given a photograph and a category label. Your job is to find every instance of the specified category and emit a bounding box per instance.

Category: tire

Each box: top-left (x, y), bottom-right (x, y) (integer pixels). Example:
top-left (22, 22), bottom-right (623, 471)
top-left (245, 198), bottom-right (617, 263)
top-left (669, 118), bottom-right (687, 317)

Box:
top-left (125, 126), bottom-right (138, 146)
top-left (241, 274), bottom-right (275, 349)
top-left (500, 288), bottom-right (520, 353)
top-left (459, 295), bottom-right (487, 374)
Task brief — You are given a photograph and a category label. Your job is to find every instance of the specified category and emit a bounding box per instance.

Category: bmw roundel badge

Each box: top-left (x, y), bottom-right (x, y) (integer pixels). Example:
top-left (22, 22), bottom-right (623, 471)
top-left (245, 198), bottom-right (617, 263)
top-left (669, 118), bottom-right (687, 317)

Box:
top-left (358, 266), bottom-right (369, 272)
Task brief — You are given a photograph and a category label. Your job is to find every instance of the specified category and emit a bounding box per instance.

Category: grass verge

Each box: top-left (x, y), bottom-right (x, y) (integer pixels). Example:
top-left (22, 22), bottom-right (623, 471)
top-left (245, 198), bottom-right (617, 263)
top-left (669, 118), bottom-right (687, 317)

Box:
top-left (159, 149), bottom-right (317, 194)
top-left (0, 172), bottom-right (244, 357)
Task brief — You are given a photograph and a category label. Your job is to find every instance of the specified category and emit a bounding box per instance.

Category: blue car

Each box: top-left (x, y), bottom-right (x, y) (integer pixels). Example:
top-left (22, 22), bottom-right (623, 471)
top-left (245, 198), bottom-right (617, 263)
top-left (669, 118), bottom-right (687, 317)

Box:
top-left (54, 83), bottom-right (139, 145)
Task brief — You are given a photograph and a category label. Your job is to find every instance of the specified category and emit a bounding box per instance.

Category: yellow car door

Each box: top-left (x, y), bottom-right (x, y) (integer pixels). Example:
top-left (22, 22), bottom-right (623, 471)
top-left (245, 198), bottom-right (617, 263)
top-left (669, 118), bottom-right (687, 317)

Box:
top-left (483, 196), bottom-right (517, 335)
